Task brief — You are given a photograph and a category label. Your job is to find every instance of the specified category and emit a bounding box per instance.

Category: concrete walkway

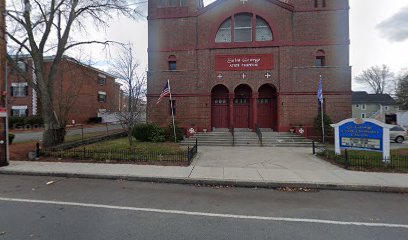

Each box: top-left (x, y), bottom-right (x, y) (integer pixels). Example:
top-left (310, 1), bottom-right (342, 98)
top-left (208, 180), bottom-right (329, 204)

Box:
top-left (1, 146), bottom-right (408, 192)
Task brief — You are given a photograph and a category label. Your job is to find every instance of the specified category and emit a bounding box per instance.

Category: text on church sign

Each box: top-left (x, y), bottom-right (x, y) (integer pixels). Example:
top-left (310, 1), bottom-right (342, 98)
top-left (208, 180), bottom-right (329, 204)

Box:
top-left (215, 54), bottom-right (274, 71)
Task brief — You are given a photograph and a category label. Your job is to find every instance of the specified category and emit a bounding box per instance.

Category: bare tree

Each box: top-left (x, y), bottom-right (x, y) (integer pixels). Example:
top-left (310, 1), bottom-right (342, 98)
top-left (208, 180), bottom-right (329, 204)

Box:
top-left (396, 71), bottom-right (408, 110)
top-left (5, 0), bottom-right (143, 147)
top-left (355, 65), bottom-right (395, 94)
top-left (110, 45), bottom-right (146, 146)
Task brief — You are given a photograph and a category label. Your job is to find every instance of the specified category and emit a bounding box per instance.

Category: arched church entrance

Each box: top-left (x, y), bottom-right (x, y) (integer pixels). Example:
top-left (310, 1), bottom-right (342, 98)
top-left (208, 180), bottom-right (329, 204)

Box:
top-left (211, 85), bottom-right (229, 129)
top-left (257, 84), bottom-right (277, 130)
top-left (234, 84), bottom-right (252, 128)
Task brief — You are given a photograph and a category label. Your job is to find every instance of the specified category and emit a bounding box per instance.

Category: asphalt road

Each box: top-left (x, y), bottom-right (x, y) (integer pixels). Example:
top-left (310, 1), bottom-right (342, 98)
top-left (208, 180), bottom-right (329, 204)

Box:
top-left (12, 124), bottom-right (123, 143)
top-left (0, 175), bottom-right (407, 239)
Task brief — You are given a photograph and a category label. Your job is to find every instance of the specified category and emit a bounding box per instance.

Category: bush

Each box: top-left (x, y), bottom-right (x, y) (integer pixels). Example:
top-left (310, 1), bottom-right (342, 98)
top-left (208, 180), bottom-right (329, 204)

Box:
top-left (8, 133), bottom-right (15, 145)
top-left (9, 116), bottom-right (44, 129)
top-left (88, 117), bottom-right (102, 124)
top-left (132, 123), bottom-right (165, 142)
top-left (314, 112), bottom-right (334, 137)
top-left (164, 121), bottom-right (184, 142)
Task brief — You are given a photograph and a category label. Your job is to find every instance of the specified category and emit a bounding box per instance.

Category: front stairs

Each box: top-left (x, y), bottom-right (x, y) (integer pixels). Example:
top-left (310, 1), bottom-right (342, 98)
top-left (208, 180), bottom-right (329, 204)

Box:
top-left (180, 128), bottom-right (315, 147)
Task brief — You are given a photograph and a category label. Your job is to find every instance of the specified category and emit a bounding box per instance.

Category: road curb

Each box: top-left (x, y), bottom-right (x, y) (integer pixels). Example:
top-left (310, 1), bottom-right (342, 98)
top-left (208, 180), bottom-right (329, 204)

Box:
top-left (1, 170), bottom-right (408, 193)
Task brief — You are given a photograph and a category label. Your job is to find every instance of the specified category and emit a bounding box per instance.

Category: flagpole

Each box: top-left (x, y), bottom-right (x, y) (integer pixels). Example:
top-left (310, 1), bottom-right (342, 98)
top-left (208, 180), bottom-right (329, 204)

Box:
top-left (320, 100), bottom-right (325, 144)
top-left (319, 75), bottom-right (325, 144)
top-left (167, 80), bottom-right (177, 143)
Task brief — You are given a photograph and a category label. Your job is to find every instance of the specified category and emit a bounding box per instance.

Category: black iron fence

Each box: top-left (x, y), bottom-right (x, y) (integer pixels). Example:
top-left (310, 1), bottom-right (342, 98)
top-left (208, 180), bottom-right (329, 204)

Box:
top-left (313, 143), bottom-right (408, 172)
top-left (41, 139), bottom-right (198, 166)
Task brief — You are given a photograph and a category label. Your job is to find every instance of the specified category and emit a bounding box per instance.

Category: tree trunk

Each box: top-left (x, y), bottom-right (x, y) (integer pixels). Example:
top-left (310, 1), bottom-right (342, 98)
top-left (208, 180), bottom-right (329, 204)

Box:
top-left (41, 92), bottom-right (65, 147)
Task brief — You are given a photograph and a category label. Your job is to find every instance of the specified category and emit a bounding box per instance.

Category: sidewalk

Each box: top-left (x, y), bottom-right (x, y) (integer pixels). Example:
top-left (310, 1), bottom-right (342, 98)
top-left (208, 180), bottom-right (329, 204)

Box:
top-left (1, 158), bottom-right (408, 193)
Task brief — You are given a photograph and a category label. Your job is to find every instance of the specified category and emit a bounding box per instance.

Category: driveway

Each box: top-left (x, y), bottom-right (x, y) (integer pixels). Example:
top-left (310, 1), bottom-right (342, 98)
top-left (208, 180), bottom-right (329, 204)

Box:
top-left (192, 146), bottom-right (340, 171)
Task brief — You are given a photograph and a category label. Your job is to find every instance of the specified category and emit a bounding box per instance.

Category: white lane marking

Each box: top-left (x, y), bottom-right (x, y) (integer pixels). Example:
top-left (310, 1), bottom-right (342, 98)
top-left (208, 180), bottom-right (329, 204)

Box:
top-left (1, 197), bottom-right (407, 229)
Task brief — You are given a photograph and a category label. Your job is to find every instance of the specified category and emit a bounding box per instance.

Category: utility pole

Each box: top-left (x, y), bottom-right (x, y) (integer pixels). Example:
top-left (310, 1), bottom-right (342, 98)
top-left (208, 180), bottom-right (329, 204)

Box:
top-left (0, 0), bottom-right (9, 166)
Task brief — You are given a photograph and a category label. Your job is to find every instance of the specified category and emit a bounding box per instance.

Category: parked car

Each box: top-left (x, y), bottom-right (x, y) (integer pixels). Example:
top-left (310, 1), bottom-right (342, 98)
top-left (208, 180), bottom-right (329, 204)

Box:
top-left (390, 126), bottom-right (408, 143)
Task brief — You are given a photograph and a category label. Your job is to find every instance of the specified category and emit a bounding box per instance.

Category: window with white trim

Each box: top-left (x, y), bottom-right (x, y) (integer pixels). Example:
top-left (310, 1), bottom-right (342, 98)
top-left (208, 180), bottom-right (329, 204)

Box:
top-left (384, 106), bottom-right (389, 111)
top-left (361, 113), bottom-right (366, 118)
top-left (11, 106), bottom-right (28, 117)
top-left (11, 83), bottom-right (29, 97)
top-left (98, 92), bottom-right (107, 102)
top-left (361, 104), bottom-right (366, 110)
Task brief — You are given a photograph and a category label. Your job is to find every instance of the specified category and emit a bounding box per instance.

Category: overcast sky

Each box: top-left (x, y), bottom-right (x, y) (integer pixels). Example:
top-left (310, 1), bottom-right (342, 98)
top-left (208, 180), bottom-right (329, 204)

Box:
top-left (91, 0), bottom-right (408, 90)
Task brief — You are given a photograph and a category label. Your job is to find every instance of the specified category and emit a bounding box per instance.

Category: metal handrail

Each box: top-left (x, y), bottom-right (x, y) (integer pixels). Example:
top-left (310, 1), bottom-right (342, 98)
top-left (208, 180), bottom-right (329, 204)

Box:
top-left (230, 127), bottom-right (235, 146)
top-left (255, 124), bottom-right (263, 146)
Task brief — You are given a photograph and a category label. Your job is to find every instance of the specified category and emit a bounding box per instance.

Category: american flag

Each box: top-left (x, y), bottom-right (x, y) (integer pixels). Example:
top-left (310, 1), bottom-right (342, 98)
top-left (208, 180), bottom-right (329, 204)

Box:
top-left (317, 75), bottom-right (323, 103)
top-left (156, 81), bottom-right (171, 104)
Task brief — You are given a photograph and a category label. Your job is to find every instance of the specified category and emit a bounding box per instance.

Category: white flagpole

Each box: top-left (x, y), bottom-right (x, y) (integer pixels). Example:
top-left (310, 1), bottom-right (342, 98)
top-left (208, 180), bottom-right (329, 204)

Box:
top-left (319, 75), bottom-right (325, 144)
top-left (321, 100), bottom-right (325, 144)
top-left (167, 80), bottom-right (177, 143)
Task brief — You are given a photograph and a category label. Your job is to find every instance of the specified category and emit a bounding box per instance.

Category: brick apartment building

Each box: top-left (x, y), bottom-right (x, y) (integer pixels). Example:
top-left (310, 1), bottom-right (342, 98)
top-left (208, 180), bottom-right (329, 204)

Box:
top-left (146, 0), bottom-right (352, 134)
top-left (8, 56), bottom-right (121, 124)
top-left (0, 0), bottom-right (6, 106)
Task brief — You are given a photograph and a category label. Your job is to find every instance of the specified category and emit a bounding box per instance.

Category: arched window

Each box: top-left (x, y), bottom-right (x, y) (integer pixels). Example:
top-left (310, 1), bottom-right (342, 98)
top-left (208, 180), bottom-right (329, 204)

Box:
top-left (168, 55), bottom-right (177, 70)
top-left (315, 50), bottom-right (326, 67)
top-left (256, 17), bottom-right (272, 41)
top-left (215, 13), bottom-right (273, 43)
top-left (215, 18), bottom-right (232, 43)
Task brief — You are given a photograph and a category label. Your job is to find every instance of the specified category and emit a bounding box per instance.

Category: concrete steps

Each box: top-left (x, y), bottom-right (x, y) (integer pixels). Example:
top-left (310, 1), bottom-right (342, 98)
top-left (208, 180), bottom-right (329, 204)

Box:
top-left (260, 131), bottom-right (314, 147)
top-left (180, 131), bottom-right (233, 146)
top-left (234, 131), bottom-right (261, 147)
top-left (180, 129), bottom-right (318, 148)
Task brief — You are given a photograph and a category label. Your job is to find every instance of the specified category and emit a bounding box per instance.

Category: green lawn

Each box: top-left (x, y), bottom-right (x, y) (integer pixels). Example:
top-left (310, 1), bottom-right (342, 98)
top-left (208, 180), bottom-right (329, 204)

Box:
top-left (82, 137), bottom-right (184, 153)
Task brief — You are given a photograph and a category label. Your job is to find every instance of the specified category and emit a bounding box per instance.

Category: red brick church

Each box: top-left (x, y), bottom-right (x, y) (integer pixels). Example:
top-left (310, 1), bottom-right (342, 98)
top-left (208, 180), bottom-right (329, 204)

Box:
top-left (147, 0), bottom-right (351, 135)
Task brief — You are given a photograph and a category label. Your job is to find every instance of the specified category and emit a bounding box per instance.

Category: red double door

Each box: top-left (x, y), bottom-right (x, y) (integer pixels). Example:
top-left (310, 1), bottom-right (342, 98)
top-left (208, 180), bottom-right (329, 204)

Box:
top-left (212, 100), bottom-right (229, 128)
top-left (234, 99), bottom-right (250, 128)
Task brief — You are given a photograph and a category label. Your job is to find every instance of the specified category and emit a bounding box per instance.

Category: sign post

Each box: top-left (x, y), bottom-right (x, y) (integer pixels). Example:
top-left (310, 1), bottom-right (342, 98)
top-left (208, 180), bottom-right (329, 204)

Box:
top-left (331, 118), bottom-right (392, 161)
top-left (0, 107), bottom-right (8, 166)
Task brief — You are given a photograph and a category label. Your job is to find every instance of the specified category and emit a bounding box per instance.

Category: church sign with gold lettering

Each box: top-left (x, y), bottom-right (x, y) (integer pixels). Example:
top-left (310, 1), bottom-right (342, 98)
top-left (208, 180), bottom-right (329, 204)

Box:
top-left (331, 118), bottom-right (393, 160)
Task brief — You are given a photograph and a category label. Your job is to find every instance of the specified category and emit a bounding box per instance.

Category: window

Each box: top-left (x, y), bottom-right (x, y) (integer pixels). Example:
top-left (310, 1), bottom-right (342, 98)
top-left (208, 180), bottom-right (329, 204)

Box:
top-left (215, 14), bottom-right (273, 43)
top-left (256, 17), bottom-right (273, 41)
top-left (11, 106), bottom-right (28, 117)
top-left (169, 100), bottom-right (176, 115)
top-left (361, 104), bottom-right (366, 110)
top-left (168, 0), bottom-right (177, 6)
top-left (314, 0), bottom-right (318, 8)
top-left (98, 92), bottom-right (107, 102)
top-left (391, 126), bottom-right (404, 131)
top-left (17, 61), bottom-right (27, 72)
top-left (384, 106), bottom-right (389, 111)
top-left (215, 18), bottom-right (232, 43)
top-left (355, 104), bottom-right (360, 108)
top-left (234, 13), bottom-right (252, 42)
top-left (315, 50), bottom-right (326, 67)
top-left (11, 83), bottom-right (28, 97)
top-left (322, 0), bottom-right (326, 7)
top-left (361, 113), bottom-right (366, 118)
top-left (168, 55), bottom-right (177, 70)
top-left (98, 76), bottom-right (106, 85)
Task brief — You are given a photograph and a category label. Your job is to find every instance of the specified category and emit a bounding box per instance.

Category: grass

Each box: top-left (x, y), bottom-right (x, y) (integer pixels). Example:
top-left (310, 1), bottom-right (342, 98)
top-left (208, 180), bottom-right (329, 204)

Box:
top-left (82, 137), bottom-right (184, 153)
top-left (42, 137), bottom-right (189, 164)
top-left (316, 148), bottom-right (408, 172)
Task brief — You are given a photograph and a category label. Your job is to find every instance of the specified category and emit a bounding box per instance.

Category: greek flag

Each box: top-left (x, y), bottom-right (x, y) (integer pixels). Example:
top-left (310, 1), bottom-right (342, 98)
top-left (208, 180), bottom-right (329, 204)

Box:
top-left (317, 75), bottom-right (323, 103)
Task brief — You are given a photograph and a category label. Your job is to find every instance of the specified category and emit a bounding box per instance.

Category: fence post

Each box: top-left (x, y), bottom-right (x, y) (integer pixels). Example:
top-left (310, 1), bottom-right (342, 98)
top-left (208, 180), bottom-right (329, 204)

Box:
top-left (35, 142), bottom-right (40, 158)
top-left (196, 138), bottom-right (198, 151)
top-left (312, 141), bottom-right (315, 155)
top-left (344, 149), bottom-right (349, 169)
top-left (187, 146), bottom-right (191, 163)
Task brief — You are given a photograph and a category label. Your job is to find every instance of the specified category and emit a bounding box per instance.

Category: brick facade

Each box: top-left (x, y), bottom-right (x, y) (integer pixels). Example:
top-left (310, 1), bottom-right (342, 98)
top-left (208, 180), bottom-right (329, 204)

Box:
top-left (8, 57), bottom-right (121, 124)
top-left (147, 0), bottom-right (352, 135)
top-left (0, 0), bottom-right (5, 105)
